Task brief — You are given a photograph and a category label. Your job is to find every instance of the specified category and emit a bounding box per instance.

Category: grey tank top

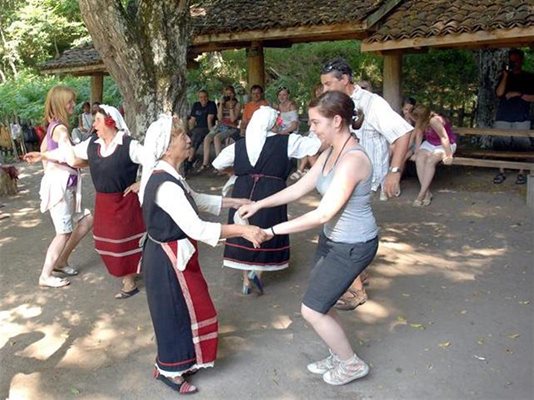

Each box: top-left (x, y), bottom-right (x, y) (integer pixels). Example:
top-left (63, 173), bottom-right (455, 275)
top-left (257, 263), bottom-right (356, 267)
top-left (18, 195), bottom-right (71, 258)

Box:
top-left (316, 144), bottom-right (378, 243)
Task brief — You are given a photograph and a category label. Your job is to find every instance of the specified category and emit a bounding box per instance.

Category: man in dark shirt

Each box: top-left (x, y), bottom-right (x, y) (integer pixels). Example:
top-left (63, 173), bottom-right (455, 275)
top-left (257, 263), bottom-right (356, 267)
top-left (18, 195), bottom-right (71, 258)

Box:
top-left (185, 90), bottom-right (216, 173)
top-left (493, 48), bottom-right (534, 185)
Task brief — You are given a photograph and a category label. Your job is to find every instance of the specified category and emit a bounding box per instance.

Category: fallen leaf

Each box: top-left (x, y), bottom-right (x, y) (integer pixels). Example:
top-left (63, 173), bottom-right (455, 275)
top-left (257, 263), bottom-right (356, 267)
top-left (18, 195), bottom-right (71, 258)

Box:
top-left (507, 333), bottom-right (520, 339)
top-left (460, 310), bottom-right (467, 315)
top-left (409, 323), bottom-right (425, 330)
top-left (473, 355), bottom-right (486, 361)
top-left (396, 316), bottom-right (407, 322)
top-left (477, 337), bottom-right (485, 345)
top-left (70, 388), bottom-right (80, 395)
top-left (401, 293), bottom-right (410, 297)
top-left (438, 341), bottom-right (451, 348)
top-left (518, 300), bottom-right (530, 305)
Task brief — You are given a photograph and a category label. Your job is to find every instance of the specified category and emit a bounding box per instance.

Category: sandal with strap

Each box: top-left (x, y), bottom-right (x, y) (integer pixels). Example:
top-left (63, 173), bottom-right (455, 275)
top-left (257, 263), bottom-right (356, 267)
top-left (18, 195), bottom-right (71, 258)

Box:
top-left (493, 173), bottom-right (506, 184)
top-left (516, 173), bottom-right (527, 185)
top-left (334, 288), bottom-right (368, 311)
top-left (153, 368), bottom-right (198, 394)
top-left (53, 265), bottom-right (79, 276)
top-left (114, 287), bottom-right (139, 299)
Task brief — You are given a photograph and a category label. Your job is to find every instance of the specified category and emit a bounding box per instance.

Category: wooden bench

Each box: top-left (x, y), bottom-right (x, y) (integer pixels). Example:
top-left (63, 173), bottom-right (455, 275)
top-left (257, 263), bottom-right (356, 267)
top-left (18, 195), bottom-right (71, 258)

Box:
top-left (452, 127), bottom-right (534, 208)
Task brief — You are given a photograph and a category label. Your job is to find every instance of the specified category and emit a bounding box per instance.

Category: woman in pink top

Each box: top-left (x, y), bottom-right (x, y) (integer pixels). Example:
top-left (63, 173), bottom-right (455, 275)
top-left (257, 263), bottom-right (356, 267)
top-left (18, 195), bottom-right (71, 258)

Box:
top-left (411, 105), bottom-right (457, 207)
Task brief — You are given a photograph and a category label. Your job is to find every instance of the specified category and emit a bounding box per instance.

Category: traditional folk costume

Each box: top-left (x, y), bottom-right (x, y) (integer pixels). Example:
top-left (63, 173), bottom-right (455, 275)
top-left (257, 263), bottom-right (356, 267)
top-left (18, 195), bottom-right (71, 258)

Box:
top-left (139, 116), bottom-right (222, 378)
top-left (213, 106), bottom-right (320, 272)
top-left (73, 106), bottom-right (145, 277)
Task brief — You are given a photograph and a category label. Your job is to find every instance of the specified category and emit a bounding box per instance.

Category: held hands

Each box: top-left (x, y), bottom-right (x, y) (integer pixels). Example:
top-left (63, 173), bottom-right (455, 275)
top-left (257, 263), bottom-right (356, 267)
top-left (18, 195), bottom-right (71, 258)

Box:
top-left (23, 152), bottom-right (43, 164)
top-left (238, 202), bottom-right (260, 219)
top-left (241, 225), bottom-right (269, 248)
top-left (505, 91), bottom-right (522, 100)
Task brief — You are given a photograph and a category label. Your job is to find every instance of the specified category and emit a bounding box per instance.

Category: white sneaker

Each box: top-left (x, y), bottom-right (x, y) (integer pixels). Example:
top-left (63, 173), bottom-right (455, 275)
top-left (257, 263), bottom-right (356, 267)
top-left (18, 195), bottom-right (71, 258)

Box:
top-left (307, 350), bottom-right (339, 374)
top-left (322, 355), bottom-right (369, 385)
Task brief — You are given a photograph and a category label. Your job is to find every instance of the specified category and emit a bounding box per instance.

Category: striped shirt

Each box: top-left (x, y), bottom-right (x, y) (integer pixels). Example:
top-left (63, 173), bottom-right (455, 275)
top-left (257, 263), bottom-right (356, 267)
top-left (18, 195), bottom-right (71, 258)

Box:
top-left (350, 86), bottom-right (413, 191)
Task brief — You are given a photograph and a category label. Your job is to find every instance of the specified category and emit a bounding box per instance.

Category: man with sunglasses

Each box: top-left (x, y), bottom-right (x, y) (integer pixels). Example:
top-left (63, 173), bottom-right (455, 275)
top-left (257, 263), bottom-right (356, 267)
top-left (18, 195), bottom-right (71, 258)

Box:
top-left (320, 57), bottom-right (412, 310)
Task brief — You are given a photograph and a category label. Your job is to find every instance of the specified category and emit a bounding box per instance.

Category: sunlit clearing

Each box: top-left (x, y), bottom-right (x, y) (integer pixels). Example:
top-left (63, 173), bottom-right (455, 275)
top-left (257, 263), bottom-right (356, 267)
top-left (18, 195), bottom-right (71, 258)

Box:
top-left (0, 304), bottom-right (42, 326)
top-left (12, 207), bottom-right (37, 216)
top-left (355, 301), bottom-right (389, 324)
top-left (9, 372), bottom-right (41, 400)
top-left (0, 236), bottom-right (15, 246)
top-left (17, 219), bottom-right (41, 228)
top-left (219, 324), bottom-right (237, 334)
top-left (271, 314), bottom-right (292, 330)
top-left (19, 323), bottom-right (67, 360)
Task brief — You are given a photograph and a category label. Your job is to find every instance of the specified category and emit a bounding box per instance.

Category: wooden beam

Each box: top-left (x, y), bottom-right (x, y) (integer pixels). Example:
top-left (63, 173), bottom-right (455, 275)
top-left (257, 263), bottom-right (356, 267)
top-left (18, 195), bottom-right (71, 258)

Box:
top-left (382, 51), bottom-right (402, 113)
top-left (90, 73), bottom-right (104, 104)
top-left (452, 157), bottom-right (534, 171)
top-left (246, 42), bottom-right (265, 89)
top-left (41, 63), bottom-right (107, 75)
top-left (364, 0), bottom-right (404, 30)
top-left (193, 22), bottom-right (366, 47)
top-left (361, 27), bottom-right (534, 52)
top-left (455, 127), bottom-right (534, 138)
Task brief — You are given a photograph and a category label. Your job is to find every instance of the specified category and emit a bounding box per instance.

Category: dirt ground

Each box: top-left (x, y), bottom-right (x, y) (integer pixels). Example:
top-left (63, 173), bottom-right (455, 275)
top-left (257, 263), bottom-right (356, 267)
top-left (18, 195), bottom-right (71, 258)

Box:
top-left (0, 162), bottom-right (532, 400)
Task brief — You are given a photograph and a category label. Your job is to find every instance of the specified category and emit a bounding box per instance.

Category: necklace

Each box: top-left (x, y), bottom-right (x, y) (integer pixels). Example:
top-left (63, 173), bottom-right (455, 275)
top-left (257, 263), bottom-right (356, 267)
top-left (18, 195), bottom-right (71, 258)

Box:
top-left (332, 135), bottom-right (352, 166)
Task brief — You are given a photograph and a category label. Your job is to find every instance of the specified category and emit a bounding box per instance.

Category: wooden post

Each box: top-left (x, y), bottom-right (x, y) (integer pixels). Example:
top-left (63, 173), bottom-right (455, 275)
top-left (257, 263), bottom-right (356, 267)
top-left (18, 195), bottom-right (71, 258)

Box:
top-left (383, 51), bottom-right (402, 113)
top-left (527, 174), bottom-right (534, 209)
top-left (90, 73), bottom-right (104, 104)
top-left (246, 42), bottom-right (265, 89)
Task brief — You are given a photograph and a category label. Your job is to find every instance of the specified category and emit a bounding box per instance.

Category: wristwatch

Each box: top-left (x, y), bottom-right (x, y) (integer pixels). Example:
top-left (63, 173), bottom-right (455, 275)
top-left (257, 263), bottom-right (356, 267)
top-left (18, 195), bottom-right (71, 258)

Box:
top-left (389, 166), bottom-right (401, 173)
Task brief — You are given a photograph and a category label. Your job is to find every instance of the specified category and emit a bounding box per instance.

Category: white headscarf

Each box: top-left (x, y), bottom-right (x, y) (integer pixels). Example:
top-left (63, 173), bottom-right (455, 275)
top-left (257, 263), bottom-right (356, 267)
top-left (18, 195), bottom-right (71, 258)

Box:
top-left (138, 114), bottom-right (173, 205)
top-left (99, 104), bottom-right (130, 136)
top-left (245, 106), bottom-right (279, 167)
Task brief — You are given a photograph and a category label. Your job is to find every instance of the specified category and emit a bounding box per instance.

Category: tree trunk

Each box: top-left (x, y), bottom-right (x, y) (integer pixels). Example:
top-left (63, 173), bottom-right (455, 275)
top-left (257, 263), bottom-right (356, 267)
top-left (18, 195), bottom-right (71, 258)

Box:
top-left (475, 49), bottom-right (507, 147)
top-left (78, 0), bottom-right (191, 138)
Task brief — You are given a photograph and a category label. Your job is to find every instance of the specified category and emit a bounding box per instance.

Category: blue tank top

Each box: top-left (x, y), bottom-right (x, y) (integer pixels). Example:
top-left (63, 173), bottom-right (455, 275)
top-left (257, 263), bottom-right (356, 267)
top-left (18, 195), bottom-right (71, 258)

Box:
top-left (316, 145), bottom-right (378, 243)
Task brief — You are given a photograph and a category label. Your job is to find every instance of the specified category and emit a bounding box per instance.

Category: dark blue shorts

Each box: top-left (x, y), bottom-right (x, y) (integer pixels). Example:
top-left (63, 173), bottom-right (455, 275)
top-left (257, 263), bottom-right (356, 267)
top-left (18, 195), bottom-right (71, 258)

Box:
top-left (303, 233), bottom-right (378, 314)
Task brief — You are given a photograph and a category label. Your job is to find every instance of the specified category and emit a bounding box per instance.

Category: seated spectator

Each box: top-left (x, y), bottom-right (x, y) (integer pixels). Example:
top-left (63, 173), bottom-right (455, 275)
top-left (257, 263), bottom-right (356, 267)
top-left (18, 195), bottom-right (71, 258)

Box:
top-left (184, 90), bottom-right (216, 174)
top-left (411, 105), bottom-right (457, 207)
top-left (492, 48), bottom-right (534, 185)
top-left (71, 102), bottom-right (93, 144)
top-left (273, 87), bottom-right (299, 135)
top-left (400, 97), bottom-right (417, 164)
top-left (240, 85), bottom-right (269, 137)
top-left (199, 86), bottom-right (241, 172)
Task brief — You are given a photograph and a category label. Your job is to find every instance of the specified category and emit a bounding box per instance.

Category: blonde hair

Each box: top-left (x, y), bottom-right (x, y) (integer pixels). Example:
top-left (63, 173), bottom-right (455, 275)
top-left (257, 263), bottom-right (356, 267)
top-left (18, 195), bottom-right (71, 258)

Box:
top-left (44, 85), bottom-right (76, 127)
top-left (411, 104), bottom-right (432, 132)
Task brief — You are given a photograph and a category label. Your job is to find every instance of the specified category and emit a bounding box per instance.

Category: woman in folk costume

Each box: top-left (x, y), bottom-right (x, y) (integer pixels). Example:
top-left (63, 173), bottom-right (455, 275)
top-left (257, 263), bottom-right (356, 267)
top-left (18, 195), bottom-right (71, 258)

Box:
top-left (139, 115), bottom-right (266, 394)
top-left (32, 85), bottom-right (93, 288)
top-left (213, 106), bottom-right (321, 294)
top-left (25, 105), bottom-right (145, 299)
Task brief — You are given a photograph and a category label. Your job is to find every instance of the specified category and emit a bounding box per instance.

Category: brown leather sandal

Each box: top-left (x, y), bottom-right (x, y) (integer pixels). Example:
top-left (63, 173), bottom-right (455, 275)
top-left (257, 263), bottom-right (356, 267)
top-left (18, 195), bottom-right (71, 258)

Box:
top-left (334, 288), bottom-right (368, 311)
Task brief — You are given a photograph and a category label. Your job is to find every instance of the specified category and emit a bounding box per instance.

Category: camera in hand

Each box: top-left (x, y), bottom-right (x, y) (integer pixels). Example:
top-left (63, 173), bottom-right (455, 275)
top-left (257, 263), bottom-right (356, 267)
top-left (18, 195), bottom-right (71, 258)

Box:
top-left (504, 61), bottom-right (516, 72)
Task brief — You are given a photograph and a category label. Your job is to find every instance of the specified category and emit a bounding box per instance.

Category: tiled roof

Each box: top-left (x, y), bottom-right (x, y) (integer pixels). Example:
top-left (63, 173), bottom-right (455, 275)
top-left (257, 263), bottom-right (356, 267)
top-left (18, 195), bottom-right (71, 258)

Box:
top-left (191, 0), bottom-right (382, 35)
top-left (366, 0), bottom-right (533, 43)
top-left (42, 0), bottom-right (383, 71)
top-left (42, 46), bottom-right (103, 70)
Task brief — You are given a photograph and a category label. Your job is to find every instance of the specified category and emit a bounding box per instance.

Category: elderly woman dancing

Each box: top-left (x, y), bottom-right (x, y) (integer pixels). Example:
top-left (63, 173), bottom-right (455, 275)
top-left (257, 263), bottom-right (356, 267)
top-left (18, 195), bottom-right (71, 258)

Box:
top-left (139, 115), bottom-right (266, 394)
top-left (25, 105), bottom-right (145, 298)
top-left (213, 106), bottom-right (320, 295)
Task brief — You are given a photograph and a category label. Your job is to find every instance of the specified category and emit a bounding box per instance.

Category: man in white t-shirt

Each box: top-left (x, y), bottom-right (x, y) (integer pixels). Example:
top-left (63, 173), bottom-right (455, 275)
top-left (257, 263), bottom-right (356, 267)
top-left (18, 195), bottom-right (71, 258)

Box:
top-left (320, 57), bottom-right (413, 310)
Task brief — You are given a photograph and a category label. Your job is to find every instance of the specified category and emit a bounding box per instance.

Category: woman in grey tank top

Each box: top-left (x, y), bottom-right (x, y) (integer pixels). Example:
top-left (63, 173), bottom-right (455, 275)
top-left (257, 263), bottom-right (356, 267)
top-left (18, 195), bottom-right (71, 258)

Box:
top-left (239, 91), bottom-right (379, 386)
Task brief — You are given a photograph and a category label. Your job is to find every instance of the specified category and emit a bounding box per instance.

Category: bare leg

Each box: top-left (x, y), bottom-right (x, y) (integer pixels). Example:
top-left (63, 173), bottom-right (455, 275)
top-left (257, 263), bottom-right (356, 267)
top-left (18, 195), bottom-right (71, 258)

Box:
top-left (416, 151), bottom-right (441, 200)
top-left (301, 304), bottom-right (354, 360)
top-left (202, 135), bottom-right (213, 166)
top-left (213, 134), bottom-right (223, 156)
top-left (39, 233), bottom-right (70, 283)
top-left (56, 214), bottom-right (93, 268)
